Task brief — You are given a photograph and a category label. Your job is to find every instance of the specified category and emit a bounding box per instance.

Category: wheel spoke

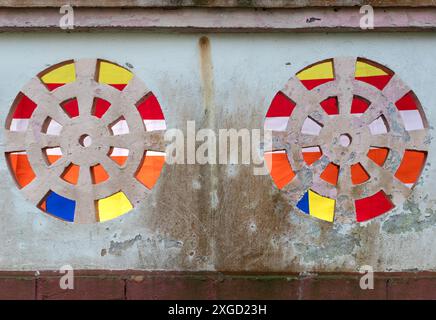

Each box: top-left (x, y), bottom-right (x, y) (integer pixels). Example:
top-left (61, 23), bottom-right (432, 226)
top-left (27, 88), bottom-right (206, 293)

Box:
top-left (39, 134), bottom-right (62, 149)
top-left (337, 164), bottom-right (351, 195)
top-left (382, 74), bottom-right (410, 104)
top-left (76, 91), bottom-right (95, 117)
top-left (370, 132), bottom-right (399, 150)
top-left (101, 101), bottom-right (125, 125)
top-left (282, 78), bottom-right (323, 116)
top-left (98, 151), bottom-right (121, 179)
top-left (121, 178), bottom-right (150, 207)
top-left (336, 165), bottom-right (355, 216)
top-left (99, 133), bottom-right (138, 150)
top-left (21, 77), bottom-right (51, 104)
top-left (406, 129), bottom-right (429, 150)
top-left (334, 57), bottom-right (357, 84)
top-left (371, 129), bottom-right (406, 158)
top-left (334, 57), bottom-right (356, 115)
top-left (310, 156), bottom-right (338, 195)
top-left (122, 76), bottom-right (151, 105)
top-left (74, 193), bottom-right (97, 223)
top-left (267, 131), bottom-right (288, 151)
top-left (281, 177), bottom-right (305, 203)
top-left (74, 59), bottom-right (105, 116)
top-left (75, 58), bottom-right (98, 81)
top-left (73, 165), bottom-right (97, 223)
top-left (21, 159), bottom-right (67, 204)
top-left (144, 130), bottom-right (166, 152)
top-left (22, 178), bottom-right (51, 205)
top-left (296, 134), bottom-right (322, 148)
top-left (3, 130), bottom-right (27, 152)
top-left (4, 130), bottom-right (62, 166)
top-left (369, 128), bottom-right (425, 155)
top-left (101, 77), bottom-right (150, 125)
top-left (47, 157), bottom-right (69, 179)
top-left (307, 109), bottom-right (327, 126)
top-left (46, 106), bottom-right (71, 126)
top-left (361, 157), bottom-right (410, 206)
top-left (359, 98), bottom-right (385, 127)
top-left (338, 91), bottom-right (354, 116)
top-left (77, 164), bottom-right (92, 187)
top-left (22, 78), bottom-right (70, 125)
top-left (290, 153), bottom-right (335, 194)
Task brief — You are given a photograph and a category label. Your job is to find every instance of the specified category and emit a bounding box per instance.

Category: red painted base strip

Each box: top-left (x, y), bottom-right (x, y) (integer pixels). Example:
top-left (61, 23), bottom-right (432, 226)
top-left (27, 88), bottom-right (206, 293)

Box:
top-left (0, 271), bottom-right (434, 300)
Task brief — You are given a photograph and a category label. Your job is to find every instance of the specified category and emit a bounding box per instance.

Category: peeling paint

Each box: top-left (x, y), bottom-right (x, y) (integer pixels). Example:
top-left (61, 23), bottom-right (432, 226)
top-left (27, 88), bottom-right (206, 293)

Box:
top-left (382, 199), bottom-right (436, 234)
top-left (107, 234), bottom-right (142, 256)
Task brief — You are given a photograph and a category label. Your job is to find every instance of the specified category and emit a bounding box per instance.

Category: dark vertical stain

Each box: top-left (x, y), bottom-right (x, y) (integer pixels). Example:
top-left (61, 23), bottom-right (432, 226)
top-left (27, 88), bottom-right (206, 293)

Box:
top-left (198, 36), bottom-right (215, 125)
top-left (198, 36), bottom-right (218, 266)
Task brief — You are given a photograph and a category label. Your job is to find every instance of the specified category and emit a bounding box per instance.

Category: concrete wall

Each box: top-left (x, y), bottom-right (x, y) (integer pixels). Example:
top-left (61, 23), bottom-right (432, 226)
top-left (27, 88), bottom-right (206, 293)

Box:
top-left (0, 31), bottom-right (434, 272)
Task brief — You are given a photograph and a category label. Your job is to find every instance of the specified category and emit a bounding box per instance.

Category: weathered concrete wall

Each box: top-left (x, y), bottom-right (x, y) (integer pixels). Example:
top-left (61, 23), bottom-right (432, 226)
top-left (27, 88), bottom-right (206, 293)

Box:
top-left (0, 31), bottom-right (434, 272)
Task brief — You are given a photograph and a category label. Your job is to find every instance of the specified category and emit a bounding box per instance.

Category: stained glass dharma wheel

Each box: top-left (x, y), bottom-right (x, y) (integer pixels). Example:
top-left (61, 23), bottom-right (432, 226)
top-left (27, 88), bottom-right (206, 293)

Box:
top-left (4, 59), bottom-right (166, 223)
top-left (264, 57), bottom-right (429, 223)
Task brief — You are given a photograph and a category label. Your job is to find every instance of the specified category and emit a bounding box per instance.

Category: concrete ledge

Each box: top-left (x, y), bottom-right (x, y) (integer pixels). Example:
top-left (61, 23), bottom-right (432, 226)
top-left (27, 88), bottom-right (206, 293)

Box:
top-left (0, 7), bottom-right (436, 32)
top-left (0, 271), bottom-right (434, 299)
top-left (1, 0), bottom-right (436, 9)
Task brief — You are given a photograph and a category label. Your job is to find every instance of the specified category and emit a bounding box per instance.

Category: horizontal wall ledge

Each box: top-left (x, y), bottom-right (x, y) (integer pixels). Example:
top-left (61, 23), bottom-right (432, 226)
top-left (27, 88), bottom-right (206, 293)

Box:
top-left (1, 0), bottom-right (436, 9)
top-left (1, 7), bottom-right (436, 32)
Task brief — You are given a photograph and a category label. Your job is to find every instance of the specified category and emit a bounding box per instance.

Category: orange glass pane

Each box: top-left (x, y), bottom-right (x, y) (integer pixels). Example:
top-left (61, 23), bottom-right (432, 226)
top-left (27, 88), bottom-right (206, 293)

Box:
top-left (351, 163), bottom-right (370, 185)
top-left (43, 147), bottom-right (62, 165)
top-left (264, 151), bottom-right (295, 189)
top-left (91, 164), bottom-right (109, 184)
top-left (302, 146), bottom-right (322, 166)
top-left (136, 152), bottom-right (166, 189)
top-left (62, 164), bottom-right (79, 185)
top-left (7, 153), bottom-right (36, 188)
top-left (320, 163), bottom-right (339, 186)
top-left (303, 152), bottom-right (322, 165)
top-left (46, 155), bottom-right (61, 165)
top-left (110, 156), bottom-right (128, 166)
top-left (367, 147), bottom-right (389, 166)
top-left (394, 150), bottom-right (427, 184)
